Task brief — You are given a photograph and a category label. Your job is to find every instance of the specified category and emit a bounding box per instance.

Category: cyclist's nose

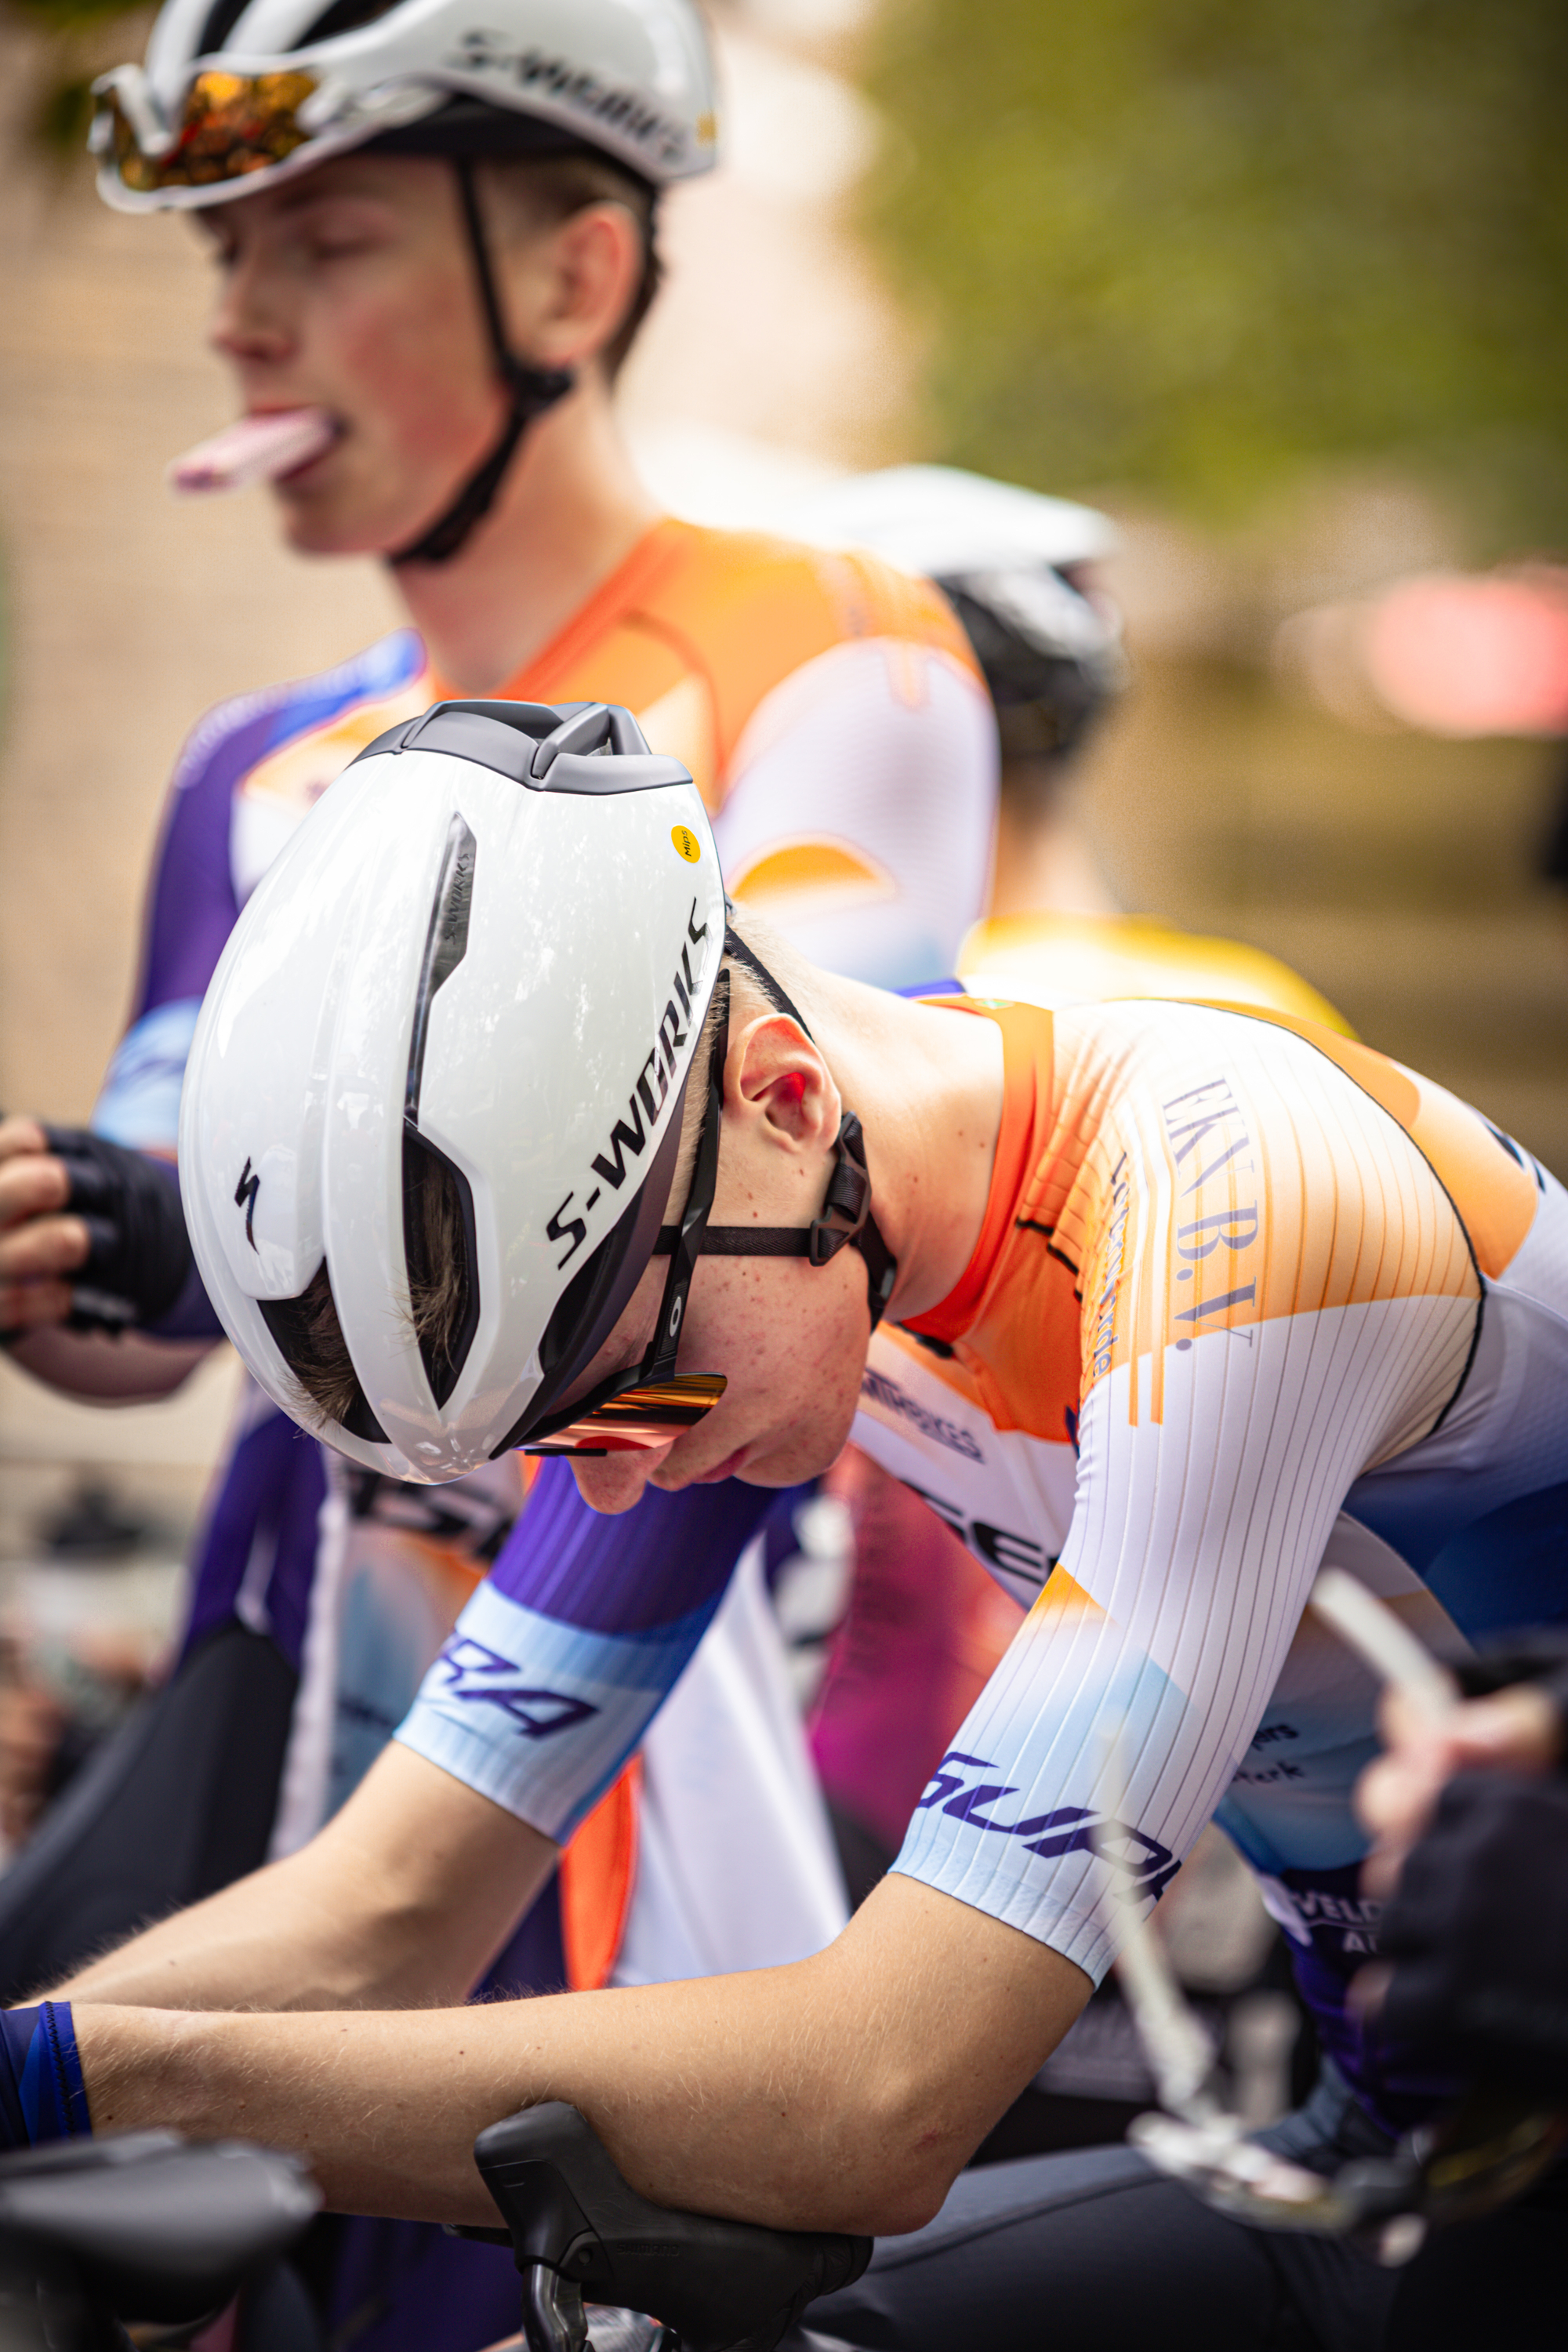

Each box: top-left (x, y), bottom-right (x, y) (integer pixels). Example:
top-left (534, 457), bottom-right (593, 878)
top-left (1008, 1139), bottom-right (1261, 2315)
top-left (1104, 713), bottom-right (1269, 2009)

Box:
top-left (209, 248), bottom-right (294, 370)
top-left (569, 1445), bottom-right (674, 1516)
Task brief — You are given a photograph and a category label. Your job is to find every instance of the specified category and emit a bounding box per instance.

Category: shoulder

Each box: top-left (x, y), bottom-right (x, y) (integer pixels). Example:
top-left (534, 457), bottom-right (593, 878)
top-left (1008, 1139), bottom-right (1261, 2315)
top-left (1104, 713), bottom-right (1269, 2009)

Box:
top-left (960, 914), bottom-right (1354, 1034)
top-left (670, 521), bottom-right (969, 640)
top-left (651, 522), bottom-right (979, 755)
top-left (166, 630), bottom-right (428, 808)
top-left (662, 520), bottom-right (975, 659)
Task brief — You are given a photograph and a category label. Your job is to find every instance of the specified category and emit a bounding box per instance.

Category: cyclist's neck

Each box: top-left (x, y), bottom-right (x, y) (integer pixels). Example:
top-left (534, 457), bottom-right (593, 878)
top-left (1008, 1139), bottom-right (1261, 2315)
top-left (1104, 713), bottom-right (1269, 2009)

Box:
top-left (811, 978), bottom-right (1007, 1326)
top-left (390, 384), bottom-right (661, 693)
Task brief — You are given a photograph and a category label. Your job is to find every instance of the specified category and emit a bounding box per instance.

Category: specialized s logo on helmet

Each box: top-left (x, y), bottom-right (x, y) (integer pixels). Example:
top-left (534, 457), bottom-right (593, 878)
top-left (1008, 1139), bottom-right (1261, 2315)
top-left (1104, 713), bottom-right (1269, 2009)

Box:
top-left (234, 1157), bottom-right (261, 1251)
top-left (544, 899), bottom-right (711, 1270)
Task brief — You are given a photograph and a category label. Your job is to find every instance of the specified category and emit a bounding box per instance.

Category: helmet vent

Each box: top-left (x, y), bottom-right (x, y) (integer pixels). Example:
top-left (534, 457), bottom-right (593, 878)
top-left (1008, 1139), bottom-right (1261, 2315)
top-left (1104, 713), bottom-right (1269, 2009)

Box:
top-left (405, 813), bottom-right (477, 1121)
top-left (258, 1268), bottom-right (389, 1446)
top-left (194, 0), bottom-right (252, 59)
top-left (295, 0), bottom-right (401, 45)
top-left (401, 1127), bottom-right (480, 1409)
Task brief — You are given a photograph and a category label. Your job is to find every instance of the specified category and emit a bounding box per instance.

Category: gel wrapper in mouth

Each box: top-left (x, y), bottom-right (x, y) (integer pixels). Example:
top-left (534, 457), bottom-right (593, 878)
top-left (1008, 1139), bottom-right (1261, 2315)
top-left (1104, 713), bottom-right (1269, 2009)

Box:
top-left (168, 408), bottom-right (338, 495)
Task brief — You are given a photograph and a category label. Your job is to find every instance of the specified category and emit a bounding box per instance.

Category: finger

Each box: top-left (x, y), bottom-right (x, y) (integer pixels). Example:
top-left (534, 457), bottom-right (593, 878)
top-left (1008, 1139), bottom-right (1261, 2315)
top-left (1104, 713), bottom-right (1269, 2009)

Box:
top-left (1446, 1685), bottom-right (1563, 1776)
top-left (1348, 1961), bottom-right (1392, 2020)
top-left (0, 1116), bottom-right (49, 1164)
top-left (1359, 1837), bottom-right (1415, 1902)
top-left (0, 1276), bottom-right (76, 1333)
top-left (0, 1212), bottom-right (90, 1282)
top-left (0, 1151), bottom-right (71, 1230)
top-left (1355, 1748), bottom-right (1439, 1840)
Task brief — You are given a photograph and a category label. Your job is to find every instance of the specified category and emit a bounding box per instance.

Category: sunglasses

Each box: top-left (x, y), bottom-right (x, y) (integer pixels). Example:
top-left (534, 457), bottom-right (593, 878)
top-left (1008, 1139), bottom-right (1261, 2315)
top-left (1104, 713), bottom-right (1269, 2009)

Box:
top-left (94, 69), bottom-right (318, 195)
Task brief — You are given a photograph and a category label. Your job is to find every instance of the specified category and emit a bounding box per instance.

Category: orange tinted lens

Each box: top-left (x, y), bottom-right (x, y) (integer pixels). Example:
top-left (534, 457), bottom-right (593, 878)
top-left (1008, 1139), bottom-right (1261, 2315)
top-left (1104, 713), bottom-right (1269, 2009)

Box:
top-left (524, 1374), bottom-right (727, 1456)
top-left (105, 70), bottom-right (316, 193)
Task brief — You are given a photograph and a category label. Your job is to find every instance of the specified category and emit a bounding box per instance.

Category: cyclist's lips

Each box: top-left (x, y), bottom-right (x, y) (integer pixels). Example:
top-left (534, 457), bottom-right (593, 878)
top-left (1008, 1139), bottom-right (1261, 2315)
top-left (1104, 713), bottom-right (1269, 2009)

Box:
top-left (251, 409), bottom-right (344, 482)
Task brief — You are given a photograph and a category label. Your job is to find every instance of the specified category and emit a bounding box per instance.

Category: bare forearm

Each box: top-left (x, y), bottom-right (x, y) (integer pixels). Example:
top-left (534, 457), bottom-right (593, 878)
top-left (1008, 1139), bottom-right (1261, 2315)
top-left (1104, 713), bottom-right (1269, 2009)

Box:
top-left (74, 1880), bottom-right (1088, 2238)
top-left (8, 1327), bottom-right (212, 1403)
top-left (57, 1854), bottom-right (452, 2013)
top-left (59, 1746), bottom-right (558, 2015)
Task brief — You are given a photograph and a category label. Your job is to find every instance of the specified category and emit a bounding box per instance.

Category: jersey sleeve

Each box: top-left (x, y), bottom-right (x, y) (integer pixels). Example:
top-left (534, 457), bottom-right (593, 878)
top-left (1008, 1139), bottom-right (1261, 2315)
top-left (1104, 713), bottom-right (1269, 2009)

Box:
top-left (713, 637), bottom-right (997, 992)
top-left (393, 1463), bottom-right (778, 1841)
top-left (890, 1007), bottom-right (1483, 1984)
top-left (90, 702), bottom-right (260, 1149)
top-left (93, 633), bottom-right (427, 1152)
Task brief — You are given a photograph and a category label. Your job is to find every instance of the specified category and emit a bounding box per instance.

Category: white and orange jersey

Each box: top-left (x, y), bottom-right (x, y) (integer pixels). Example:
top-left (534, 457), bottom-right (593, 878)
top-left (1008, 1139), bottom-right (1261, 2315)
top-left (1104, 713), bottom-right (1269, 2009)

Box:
top-left (495, 517), bottom-right (995, 987)
top-left (855, 996), bottom-right (1567, 2126)
top-left (403, 984), bottom-right (1568, 2119)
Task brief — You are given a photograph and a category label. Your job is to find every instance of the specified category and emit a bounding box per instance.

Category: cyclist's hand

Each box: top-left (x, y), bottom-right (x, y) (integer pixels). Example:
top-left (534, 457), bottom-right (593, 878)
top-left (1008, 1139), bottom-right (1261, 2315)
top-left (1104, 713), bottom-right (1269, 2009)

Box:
top-left (1356, 1680), bottom-right (1563, 1900)
top-left (0, 1117), bottom-right (85, 1335)
top-left (1356, 1769), bottom-right (1568, 2094)
top-left (0, 1678), bottom-right (67, 1848)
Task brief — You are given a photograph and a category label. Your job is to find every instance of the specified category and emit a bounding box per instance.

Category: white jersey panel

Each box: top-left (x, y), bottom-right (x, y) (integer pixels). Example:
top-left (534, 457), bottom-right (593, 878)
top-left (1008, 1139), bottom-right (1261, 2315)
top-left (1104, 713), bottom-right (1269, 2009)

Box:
top-left (713, 638), bottom-right (996, 990)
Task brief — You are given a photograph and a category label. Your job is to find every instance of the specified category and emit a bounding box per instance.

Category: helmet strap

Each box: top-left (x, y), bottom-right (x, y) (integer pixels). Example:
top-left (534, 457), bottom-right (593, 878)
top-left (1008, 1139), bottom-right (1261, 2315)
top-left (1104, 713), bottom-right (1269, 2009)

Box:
top-left (390, 158), bottom-right (575, 568)
top-left (653, 926), bottom-right (900, 1328)
top-left (660, 1113), bottom-right (898, 1330)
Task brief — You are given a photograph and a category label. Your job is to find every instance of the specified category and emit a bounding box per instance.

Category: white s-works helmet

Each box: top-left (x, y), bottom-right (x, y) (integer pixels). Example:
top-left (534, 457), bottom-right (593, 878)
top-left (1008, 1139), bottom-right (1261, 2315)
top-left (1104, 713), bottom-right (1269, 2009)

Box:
top-left (92, 0), bottom-right (717, 210)
top-left (180, 699), bottom-right (728, 1483)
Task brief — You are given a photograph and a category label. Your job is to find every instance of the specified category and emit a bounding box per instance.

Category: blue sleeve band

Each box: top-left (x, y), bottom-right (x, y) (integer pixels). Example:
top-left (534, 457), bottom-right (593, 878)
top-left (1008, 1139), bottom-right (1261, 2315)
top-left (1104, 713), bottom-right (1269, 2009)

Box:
top-left (397, 1470), bottom-right (784, 1840)
top-left (0, 2003), bottom-right (90, 2144)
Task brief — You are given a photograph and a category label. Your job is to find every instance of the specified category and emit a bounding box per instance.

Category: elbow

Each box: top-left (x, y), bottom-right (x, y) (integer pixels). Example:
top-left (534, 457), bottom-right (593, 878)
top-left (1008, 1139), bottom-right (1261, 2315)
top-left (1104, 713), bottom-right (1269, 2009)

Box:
top-left (852, 2176), bottom-right (951, 2239)
top-left (822, 2075), bottom-right (972, 2239)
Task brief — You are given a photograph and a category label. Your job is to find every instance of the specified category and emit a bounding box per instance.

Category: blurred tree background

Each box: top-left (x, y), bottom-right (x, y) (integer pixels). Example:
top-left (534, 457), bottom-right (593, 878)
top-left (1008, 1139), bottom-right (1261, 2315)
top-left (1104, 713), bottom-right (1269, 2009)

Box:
top-left (5, 0), bottom-right (149, 154)
top-left (864, 0), bottom-right (1568, 547)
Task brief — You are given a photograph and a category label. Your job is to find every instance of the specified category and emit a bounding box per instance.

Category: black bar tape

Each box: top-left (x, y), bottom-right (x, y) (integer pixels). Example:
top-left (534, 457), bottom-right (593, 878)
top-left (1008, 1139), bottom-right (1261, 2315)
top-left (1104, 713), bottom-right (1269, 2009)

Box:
top-left (41, 1127), bottom-right (194, 1334)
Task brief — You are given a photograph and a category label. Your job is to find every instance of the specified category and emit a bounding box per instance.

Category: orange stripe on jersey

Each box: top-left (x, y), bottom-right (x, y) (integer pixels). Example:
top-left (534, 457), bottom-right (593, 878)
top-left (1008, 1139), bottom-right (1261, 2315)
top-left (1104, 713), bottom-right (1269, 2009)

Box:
top-left (558, 1756), bottom-right (642, 1993)
top-left (1204, 1007), bottom-right (1537, 1279)
top-left (729, 838), bottom-right (896, 916)
top-left (905, 1001), bottom-right (1054, 1349)
top-left (1029, 1563), bottom-right (1106, 1628)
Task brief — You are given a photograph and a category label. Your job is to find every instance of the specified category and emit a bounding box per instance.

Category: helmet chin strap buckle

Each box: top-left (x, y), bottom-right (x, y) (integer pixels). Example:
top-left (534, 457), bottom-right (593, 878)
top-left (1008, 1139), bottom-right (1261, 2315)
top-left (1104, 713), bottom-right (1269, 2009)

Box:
top-left (655, 1111), bottom-right (899, 1330)
top-left (808, 1115), bottom-right (898, 1323)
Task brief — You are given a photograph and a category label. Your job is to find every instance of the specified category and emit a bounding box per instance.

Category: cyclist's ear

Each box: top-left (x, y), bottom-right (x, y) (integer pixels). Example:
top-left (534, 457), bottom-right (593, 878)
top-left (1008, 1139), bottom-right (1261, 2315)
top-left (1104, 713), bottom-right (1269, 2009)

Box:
top-left (724, 1013), bottom-right (841, 1164)
top-left (505, 201), bottom-right (644, 376)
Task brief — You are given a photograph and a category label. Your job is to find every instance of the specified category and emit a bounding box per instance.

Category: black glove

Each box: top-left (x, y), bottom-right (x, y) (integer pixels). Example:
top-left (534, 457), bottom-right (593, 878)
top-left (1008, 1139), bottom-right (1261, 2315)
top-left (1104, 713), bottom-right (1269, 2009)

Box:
top-left (39, 1126), bottom-right (194, 1334)
top-left (1378, 1769), bottom-right (1568, 2096)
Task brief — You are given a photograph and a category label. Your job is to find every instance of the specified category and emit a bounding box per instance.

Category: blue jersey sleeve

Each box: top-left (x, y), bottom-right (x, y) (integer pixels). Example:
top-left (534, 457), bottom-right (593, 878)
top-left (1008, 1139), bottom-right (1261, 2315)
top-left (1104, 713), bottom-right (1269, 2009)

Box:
top-left (394, 1463), bottom-right (777, 1841)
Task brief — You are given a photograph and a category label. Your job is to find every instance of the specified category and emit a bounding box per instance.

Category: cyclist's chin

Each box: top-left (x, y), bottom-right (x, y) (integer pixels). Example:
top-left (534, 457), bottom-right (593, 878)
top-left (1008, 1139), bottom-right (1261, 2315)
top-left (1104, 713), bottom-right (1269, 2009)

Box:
top-left (270, 485), bottom-right (382, 557)
top-left (678, 1399), bottom-right (858, 1494)
top-left (271, 470), bottom-right (424, 559)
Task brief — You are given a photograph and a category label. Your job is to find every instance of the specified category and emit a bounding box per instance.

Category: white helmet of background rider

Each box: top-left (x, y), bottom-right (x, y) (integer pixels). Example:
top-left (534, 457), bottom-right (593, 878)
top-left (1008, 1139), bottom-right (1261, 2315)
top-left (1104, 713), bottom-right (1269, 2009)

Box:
top-left (797, 465), bottom-right (1127, 764)
top-left (90, 0), bottom-right (717, 209)
top-left (180, 700), bottom-right (728, 1483)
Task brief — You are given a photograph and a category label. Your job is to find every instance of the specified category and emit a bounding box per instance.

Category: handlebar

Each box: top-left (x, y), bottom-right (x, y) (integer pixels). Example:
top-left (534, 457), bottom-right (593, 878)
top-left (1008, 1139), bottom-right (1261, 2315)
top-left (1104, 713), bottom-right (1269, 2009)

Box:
top-left (0, 2132), bottom-right (319, 2352)
top-left (470, 2104), bottom-right (871, 2352)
